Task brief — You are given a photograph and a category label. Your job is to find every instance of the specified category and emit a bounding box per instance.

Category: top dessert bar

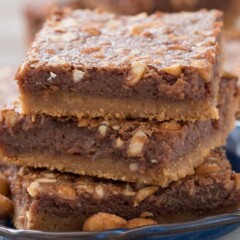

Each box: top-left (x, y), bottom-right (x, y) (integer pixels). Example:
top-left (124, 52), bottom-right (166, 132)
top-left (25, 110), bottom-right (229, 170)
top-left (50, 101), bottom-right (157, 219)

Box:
top-left (17, 9), bottom-right (223, 121)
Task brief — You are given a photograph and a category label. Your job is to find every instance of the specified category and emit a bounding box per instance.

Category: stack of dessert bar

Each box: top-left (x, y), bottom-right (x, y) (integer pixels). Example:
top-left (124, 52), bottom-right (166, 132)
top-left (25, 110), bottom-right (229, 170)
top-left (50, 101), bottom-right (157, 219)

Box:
top-left (0, 9), bottom-right (240, 231)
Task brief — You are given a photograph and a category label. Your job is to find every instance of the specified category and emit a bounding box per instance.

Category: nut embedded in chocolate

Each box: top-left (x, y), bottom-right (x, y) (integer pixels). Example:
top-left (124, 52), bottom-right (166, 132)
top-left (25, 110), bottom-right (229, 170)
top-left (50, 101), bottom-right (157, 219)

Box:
top-left (127, 129), bottom-right (149, 158)
top-left (73, 69), bottom-right (85, 83)
top-left (126, 61), bottom-right (147, 86)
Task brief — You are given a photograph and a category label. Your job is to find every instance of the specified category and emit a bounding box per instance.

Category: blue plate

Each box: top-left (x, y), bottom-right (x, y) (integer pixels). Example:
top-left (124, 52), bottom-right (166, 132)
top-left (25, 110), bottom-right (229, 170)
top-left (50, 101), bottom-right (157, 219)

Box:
top-left (1, 123), bottom-right (240, 240)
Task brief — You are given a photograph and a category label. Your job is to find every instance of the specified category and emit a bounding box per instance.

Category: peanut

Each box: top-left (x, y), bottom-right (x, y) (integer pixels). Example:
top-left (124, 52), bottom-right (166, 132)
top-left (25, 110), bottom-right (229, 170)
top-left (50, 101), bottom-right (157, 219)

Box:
top-left (83, 213), bottom-right (127, 231)
top-left (73, 69), bottom-right (85, 83)
top-left (126, 61), bottom-right (147, 86)
top-left (133, 186), bottom-right (159, 206)
top-left (127, 129), bottom-right (149, 158)
top-left (163, 64), bottom-right (182, 76)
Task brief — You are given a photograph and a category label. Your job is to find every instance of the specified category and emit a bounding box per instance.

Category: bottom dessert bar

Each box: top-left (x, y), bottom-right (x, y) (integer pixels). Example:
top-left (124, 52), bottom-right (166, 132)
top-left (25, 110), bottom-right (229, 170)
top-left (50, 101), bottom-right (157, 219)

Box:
top-left (3, 148), bottom-right (240, 232)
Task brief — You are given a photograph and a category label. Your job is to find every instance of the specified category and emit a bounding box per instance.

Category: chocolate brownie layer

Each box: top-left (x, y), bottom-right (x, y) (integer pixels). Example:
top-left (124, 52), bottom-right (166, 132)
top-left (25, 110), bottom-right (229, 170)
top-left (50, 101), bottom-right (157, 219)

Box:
top-left (4, 148), bottom-right (240, 231)
top-left (17, 9), bottom-right (222, 121)
top-left (0, 76), bottom-right (238, 186)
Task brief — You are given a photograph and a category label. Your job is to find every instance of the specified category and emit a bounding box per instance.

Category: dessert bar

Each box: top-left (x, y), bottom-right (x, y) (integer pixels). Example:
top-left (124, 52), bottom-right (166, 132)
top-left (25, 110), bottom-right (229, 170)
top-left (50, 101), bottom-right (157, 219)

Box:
top-left (4, 148), bottom-right (240, 231)
top-left (0, 76), bottom-right (237, 186)
top-left (17, 9), bottom-right (223, 121)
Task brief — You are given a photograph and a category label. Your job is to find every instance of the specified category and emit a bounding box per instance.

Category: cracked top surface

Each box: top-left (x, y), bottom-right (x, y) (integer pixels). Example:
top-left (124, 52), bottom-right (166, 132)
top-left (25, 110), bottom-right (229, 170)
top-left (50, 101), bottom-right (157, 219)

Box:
top-left (18, 9), bottom-right (223, 82)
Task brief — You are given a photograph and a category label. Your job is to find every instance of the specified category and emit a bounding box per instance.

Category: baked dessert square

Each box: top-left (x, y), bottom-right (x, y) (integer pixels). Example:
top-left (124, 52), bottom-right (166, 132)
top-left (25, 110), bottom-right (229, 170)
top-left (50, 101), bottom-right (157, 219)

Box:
top-left (0, 76), bottom-right (238, 186)
top-left (3, 148), bottom-right (240, 231)
top-left (17, 9), bottom-right (223, 121)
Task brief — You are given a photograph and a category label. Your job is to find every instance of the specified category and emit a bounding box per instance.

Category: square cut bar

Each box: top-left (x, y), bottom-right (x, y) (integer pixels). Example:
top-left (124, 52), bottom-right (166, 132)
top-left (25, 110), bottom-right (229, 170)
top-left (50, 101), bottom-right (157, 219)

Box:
top-left (4, 148), bottom-right (240, 232)
top-left (0, 76), bottom-right (238, 186)
top-left (17, 9), bottom-right (223, 121)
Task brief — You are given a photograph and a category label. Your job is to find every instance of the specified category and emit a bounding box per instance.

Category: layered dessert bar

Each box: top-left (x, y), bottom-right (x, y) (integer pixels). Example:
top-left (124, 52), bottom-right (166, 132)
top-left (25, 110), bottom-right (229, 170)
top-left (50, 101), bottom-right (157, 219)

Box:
top-left (4, 148), bottom-right (240, 231)
top-left (17, 9), bottom-right (223, 121)
top-left (0, 76), bottom-right (238, 186)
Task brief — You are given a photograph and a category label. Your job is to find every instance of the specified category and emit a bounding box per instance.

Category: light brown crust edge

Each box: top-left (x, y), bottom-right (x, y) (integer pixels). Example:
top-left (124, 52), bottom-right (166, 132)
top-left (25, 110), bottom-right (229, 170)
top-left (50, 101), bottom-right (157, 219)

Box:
top-left (20, 91), bottom-right (219, 121)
